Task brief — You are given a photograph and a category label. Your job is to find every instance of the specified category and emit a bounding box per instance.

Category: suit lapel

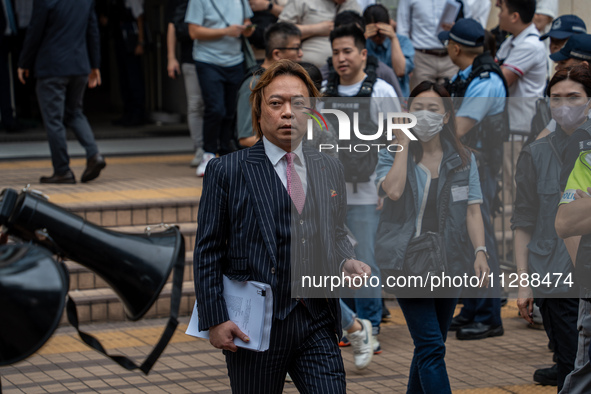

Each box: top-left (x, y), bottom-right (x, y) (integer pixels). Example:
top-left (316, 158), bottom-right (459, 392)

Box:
top-left (241, 141), bottom-right (279, 266)
top-left (303, 145), bottom-right (329, 251)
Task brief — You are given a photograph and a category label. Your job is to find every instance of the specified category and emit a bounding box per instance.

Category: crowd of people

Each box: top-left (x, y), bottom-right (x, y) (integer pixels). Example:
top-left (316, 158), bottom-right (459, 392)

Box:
top-left (4, 0), bottom-right (591, 392)
top-left (188, 0), bottom-right (591, 392)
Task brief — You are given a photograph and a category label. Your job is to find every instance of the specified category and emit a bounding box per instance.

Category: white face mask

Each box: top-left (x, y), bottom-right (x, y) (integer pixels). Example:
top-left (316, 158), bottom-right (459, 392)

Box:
top-left (411, 110), bottom-right (445, 142)
top-left (551, 101), bottom-right (590, 132)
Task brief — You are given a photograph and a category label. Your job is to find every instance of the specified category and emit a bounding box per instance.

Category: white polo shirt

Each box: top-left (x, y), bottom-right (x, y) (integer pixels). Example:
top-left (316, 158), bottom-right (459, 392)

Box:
top-left (496, 23), bottom-right (547, 133)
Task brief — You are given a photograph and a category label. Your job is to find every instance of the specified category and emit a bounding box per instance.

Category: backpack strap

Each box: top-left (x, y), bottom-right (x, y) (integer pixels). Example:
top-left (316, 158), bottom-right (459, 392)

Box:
top-left (356, 55), bottom-right (378, 98)
top-left (324, 56), bottom-right (341, 97)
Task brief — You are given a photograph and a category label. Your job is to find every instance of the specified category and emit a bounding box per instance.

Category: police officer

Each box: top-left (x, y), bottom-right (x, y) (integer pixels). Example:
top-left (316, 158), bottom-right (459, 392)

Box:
top-left (541, 14), bottom-right (587, 57)
top-left (439, 18), bottom-right (509, 340)
top-left (550, 33), bottom-right (591, 73)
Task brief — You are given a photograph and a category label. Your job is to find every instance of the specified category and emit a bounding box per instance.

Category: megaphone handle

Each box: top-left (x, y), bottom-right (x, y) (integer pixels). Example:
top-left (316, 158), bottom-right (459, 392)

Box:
top-left (66, 241), bottom-right (186, 375)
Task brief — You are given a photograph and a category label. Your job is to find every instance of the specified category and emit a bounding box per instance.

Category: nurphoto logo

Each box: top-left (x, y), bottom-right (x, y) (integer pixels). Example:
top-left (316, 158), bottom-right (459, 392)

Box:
top-left (305, 108), bottom-right (417, 153)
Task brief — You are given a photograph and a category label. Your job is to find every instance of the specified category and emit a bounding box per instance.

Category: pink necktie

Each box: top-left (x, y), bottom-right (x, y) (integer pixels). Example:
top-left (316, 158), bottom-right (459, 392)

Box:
top-left (285, 152), bottom-right (306, 214)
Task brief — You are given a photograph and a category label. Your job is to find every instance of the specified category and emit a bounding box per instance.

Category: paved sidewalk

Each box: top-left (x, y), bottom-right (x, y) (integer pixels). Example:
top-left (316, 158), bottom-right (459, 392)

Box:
top-left (0, 302), bottom-right (555, 393)
top-left (1, 154), bottom-right (558, 393)
top-left (0, 154), bottom-right (201, 209)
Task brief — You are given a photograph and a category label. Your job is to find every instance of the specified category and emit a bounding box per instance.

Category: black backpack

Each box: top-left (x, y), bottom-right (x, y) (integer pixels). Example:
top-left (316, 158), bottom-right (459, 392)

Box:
top-left (324, 56), bottom-right (383, 192)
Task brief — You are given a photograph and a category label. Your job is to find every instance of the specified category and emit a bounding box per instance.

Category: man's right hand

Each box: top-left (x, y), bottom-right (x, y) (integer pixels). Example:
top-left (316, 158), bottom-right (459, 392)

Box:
top-left (209, 320), bottom-right (249, 352)
top-left (17, 68), bottom-right (29, 84)
top-left (88, 69), bottom-right (102, 88)
top-left (365, 23), bottom-right (379, 39)
top-left (167, 58), bottom-right (180, 79)
top-left (225, 24), bottom-right (246, 38)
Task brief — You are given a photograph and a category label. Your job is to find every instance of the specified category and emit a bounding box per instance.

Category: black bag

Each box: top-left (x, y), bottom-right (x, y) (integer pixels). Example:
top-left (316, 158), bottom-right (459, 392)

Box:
top-left (324, 57), bottom-right (381, 192)
top-left (403, 172), bottom-right (454, 279)
top-left (403, 231), bottom-right (447, 279)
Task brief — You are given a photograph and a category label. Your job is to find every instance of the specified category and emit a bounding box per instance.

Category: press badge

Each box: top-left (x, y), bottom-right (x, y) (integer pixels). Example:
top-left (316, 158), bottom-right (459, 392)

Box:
top-left (451, 185), bottom-right (469, 202)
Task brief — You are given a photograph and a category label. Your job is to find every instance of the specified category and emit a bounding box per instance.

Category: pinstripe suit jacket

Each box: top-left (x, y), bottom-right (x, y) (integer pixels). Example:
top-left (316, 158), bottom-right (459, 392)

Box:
top-left (194, 140), bottom-right (354, 333)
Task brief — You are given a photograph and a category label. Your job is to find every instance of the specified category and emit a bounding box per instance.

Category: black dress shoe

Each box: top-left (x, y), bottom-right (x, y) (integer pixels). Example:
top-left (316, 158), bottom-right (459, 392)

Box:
top-left (449, 314), bottom-right (472, 331)
top-left (81, 153), bottom-right (106, 183)
top-left (533, 364), bottom-right (557, 386)
top-left (456, 322), bottom-right (504, 340)
top-left (40, 170), bottom-right (76, 184)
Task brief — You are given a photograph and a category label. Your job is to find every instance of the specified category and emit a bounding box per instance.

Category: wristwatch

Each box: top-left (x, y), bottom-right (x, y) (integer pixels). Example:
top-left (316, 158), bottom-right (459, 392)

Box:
top-left (474, 246), bottom-right (489, 259)
top-left (267, 0), bottom-right (273, 11)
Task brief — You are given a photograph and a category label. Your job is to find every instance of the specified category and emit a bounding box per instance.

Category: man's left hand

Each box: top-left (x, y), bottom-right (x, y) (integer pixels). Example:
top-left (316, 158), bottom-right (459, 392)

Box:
top-left (343, 259), bottom-right (371, 288)
top-left (376, 22), bottom-right (395, 39)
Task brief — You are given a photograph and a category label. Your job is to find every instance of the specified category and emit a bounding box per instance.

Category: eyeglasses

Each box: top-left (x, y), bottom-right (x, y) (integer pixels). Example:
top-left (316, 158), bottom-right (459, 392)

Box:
top-left (275, 46), bottom-right (302, 51)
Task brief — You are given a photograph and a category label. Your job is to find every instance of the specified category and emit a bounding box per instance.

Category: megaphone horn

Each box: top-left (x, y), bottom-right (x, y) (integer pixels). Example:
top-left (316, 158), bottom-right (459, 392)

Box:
top-left (0, 188), bottom-right (184, 321)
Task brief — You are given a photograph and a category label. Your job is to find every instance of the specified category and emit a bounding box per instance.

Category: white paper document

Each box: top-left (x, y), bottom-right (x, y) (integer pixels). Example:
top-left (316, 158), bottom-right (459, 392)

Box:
top-left (437, 0), bottom-right (461, 34)
top-left (186, 276), bottom-right (273, 352)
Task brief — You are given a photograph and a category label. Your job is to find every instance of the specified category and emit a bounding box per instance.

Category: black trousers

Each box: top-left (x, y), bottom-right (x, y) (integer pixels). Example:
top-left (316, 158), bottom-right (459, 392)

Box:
top-left (224, 302), bottom-right (346, 394)
top-left (538, 297), bottom-right (579, 391)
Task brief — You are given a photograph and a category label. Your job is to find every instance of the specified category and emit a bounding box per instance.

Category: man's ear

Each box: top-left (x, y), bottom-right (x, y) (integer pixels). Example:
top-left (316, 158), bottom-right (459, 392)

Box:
top-left (272, 49), bottom-right (282, 61)
top-left (510, 11), bottom-right (520, 24)
top-left (361, 48), bottom-right (367, 59)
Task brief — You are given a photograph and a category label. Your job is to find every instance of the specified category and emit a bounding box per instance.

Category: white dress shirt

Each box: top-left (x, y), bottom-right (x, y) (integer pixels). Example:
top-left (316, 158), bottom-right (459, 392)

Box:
top-left (263, 136), bottom-right (308, 196)
top-left (396, 0), bottom-right (448, 50)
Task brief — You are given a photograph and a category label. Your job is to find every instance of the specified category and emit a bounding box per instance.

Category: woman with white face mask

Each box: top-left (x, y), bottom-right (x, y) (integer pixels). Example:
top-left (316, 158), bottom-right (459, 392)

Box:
top-left (374, 82), bottom-right (489, 393)
top-left (513, 65), bottom-right (591, 391)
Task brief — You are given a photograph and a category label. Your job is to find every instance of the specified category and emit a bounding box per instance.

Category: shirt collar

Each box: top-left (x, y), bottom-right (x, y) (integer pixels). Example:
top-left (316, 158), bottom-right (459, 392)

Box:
top-left (458, 64), bottom-right (473, 80)
top-left (262, 136), bottom-right (304, 166)
top-left (510, 23), bottom-right (539, 46)
top-left (367, 37), bottom-right (391, 52)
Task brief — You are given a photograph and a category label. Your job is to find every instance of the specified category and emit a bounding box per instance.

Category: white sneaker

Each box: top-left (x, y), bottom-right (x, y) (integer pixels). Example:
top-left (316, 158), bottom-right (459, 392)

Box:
top-left (190, 148), bottom-right (205, 167)
top-left (196, 152), bottom-right (215, 177)
top-left (348, 318), bottom-right (373, 370)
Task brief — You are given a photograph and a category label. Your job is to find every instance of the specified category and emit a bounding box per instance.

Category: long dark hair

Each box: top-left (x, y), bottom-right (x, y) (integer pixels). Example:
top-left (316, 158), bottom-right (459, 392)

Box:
top-left (407, 81), bottom-right (470, 167)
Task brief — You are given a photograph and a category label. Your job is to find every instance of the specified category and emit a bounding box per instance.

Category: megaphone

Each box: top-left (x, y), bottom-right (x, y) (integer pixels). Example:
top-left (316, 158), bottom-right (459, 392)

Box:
top-left (0, 188), bottom-right (183, 321)
top-left (0, 244), bottom-right (68, 366)
top-left (0, 188), bottom-right (186, 374)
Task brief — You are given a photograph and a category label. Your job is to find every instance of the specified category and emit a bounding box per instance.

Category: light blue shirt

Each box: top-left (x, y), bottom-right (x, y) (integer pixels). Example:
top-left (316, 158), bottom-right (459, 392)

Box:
top-left (366, 35), bottom-right (415, 98)
top-left (375, 149), bottom-right (482, 235)
top-left (185, 0), bottom-right (253, 67)
top-left (451, 64), bottom-right (506, 123)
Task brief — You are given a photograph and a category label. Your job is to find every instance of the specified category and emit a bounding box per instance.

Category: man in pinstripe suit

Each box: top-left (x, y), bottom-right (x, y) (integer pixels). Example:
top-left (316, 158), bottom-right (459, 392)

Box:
top-left (194, 59), bottom-right (371, 393)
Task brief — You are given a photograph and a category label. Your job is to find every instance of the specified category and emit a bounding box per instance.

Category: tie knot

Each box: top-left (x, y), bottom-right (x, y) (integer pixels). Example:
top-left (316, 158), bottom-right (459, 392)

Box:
top-left (285, 152), bottom-right (295, 165)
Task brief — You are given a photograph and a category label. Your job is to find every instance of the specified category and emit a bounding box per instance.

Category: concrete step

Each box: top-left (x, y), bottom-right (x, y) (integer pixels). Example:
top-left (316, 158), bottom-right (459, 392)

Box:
top-left (67, 199), bottom-right (199, 228)
top-left (61, 281), bottom-right (196, 325)
top-left (65, 251), bottom-right (194, 292)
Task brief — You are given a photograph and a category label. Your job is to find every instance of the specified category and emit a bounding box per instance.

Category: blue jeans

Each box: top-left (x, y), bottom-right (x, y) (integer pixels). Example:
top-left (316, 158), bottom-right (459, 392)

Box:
top-left (195, 61), bottom-right (244, 155)
top-left (343, 204), bottom-right (382, 334)
top-left (459, 164), bottom-right (502, 327)
top-left (36, 76), bottom-right (99, 174)
top-left (397, 298), bottom-right (458, 394)
top-left (340, 300), bottom-right (356, 331)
